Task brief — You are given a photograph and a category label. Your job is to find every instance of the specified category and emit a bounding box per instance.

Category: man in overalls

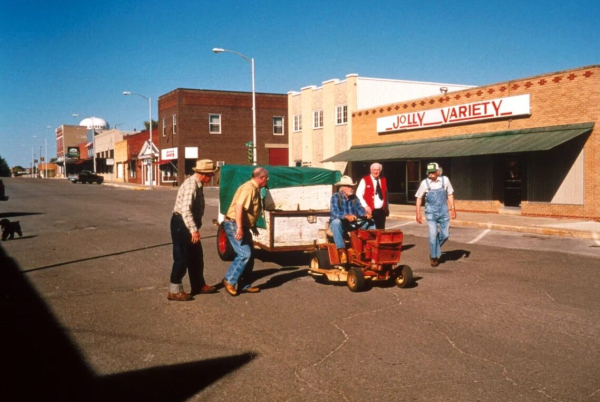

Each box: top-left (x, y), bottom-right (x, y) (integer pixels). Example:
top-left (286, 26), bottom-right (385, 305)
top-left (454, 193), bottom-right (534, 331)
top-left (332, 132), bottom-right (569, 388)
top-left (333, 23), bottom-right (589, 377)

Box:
top-left (415, 162), bottom-right (457, 267)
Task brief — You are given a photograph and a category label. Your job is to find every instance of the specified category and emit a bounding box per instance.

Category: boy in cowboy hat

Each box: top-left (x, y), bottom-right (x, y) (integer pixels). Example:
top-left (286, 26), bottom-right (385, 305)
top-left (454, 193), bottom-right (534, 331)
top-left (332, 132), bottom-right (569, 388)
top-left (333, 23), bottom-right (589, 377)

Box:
top-left (168, 159), bottom-right (219, 301)
top-left (329, 175), bottom-right (375, 263)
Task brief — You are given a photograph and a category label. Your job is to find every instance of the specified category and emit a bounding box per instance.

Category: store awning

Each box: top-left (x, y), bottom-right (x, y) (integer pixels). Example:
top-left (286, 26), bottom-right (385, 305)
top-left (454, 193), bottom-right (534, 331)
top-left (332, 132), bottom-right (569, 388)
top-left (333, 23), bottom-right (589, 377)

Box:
top-left (323, 122), bottom-right (595, 162)
top-left (157, 160), bottom-right (175, 165)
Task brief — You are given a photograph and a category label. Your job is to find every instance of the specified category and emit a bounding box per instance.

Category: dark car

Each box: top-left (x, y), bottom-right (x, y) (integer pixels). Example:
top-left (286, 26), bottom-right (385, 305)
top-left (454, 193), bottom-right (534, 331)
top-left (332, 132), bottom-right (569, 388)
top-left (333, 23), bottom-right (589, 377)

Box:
top-left (70, 171), bottom-right (104, 184)
top-left (0, 179), bottom-right (7, 201)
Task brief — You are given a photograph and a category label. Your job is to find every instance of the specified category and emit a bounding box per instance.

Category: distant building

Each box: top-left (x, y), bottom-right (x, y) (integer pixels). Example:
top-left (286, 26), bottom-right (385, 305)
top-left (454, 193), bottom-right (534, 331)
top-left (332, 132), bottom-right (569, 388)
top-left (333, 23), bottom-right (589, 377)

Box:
top-left (114, 130), bottom-right (159, 185)
top-left (158, 88), bottom-right (288, 186)
top-left (55, 124), bottom-right (89, 178)
top-left (288, 74), bottom-right (473, 172)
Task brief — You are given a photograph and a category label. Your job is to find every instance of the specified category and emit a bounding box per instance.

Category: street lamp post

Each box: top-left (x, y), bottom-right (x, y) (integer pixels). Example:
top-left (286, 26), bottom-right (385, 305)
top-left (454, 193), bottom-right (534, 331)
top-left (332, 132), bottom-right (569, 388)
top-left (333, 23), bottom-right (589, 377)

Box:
top-left (123, 91), bottom-right (154, 187)
top-left (212, 47), bottom-right (257, 166)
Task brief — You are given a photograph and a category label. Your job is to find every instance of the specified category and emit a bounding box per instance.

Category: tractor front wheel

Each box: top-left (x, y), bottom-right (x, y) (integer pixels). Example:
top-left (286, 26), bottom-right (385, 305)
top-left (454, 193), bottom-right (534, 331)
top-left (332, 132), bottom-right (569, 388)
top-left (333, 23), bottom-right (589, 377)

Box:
top-left (395, 265), bottom-right (413, 288)
top-left (347, 268), bottom-right (366, 292)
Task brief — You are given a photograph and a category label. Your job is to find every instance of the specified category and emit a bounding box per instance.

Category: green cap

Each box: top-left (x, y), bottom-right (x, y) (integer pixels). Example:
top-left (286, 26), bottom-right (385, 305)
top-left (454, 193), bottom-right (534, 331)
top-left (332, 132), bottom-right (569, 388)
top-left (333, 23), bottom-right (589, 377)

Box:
top-left (426, 162), bottom-right (439, 173)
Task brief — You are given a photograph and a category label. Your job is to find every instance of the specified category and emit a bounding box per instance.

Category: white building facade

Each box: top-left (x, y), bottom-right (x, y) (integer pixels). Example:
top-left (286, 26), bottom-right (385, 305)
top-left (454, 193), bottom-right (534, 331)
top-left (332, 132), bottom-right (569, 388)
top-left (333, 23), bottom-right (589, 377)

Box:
top-left (288, 74), bottom-right (473, 173)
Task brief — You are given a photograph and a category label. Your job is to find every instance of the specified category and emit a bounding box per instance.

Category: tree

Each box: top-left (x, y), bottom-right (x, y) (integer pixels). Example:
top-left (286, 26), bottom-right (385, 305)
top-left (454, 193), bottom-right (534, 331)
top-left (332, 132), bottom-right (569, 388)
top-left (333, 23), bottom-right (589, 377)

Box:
top-left (143, 120), bottom-right (158, 131)
top-left (0, 155), bottom-right (10, 177)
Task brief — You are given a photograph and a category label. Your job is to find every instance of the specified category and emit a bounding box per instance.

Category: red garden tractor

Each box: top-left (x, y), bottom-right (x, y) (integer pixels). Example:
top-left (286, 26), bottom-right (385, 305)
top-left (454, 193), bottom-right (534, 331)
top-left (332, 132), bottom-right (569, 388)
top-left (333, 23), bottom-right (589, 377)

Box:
top-left (308, 227), bottom-right (413, 292)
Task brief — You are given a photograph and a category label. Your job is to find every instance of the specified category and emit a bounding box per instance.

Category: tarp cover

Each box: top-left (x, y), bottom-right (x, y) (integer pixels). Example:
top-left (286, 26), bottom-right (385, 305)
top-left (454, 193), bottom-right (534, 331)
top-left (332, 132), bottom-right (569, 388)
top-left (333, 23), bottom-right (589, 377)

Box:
top-left (219, 165), bottom-right (341, 227)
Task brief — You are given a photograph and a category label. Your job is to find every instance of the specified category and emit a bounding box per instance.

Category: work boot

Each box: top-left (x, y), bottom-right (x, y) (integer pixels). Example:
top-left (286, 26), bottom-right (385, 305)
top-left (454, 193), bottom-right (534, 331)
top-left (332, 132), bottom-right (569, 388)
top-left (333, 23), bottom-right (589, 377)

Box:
top-left (338, 248), bottom-right (348, 264)
top-left (430, 257), bottom-right (439, 267)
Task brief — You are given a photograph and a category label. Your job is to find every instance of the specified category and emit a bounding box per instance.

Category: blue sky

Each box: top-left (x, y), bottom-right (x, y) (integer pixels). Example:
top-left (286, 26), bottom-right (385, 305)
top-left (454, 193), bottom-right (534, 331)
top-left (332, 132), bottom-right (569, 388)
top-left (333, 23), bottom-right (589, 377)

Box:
top-left (1, 0), bottom-right (599, 168)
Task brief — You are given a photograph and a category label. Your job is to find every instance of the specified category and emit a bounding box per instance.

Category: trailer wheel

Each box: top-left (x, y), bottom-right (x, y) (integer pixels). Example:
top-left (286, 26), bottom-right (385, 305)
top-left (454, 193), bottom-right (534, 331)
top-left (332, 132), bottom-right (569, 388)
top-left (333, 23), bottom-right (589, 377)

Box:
top-left (395, 265), bottom-right (413, 288)
top-left (347, 268), bottom-right (366, 292)
top-left (217, 222), bottom-right (235, 261)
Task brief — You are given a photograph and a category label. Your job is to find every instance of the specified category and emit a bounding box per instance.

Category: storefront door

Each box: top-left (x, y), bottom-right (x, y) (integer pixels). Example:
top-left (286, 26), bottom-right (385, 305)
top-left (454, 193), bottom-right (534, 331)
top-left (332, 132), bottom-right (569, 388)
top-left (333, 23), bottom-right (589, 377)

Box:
top-left (406, 161), bottom-right (421, 203)
top-left (504, 156), bottom-right (523, 207)
top-left (144, 161), bottom-right (156, 186)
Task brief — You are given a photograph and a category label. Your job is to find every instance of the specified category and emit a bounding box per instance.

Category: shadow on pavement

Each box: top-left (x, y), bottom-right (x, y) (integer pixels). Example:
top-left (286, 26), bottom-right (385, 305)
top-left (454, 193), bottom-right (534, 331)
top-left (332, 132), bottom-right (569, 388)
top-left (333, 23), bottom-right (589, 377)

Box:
top-left (22, 242), bottom-right (173, 273)
top-left (440, 249), bottom-right (471, 263)
top-left (0, 212), bottom-right (44, 219)
top-left (0, 244), bottom-right (254, 401)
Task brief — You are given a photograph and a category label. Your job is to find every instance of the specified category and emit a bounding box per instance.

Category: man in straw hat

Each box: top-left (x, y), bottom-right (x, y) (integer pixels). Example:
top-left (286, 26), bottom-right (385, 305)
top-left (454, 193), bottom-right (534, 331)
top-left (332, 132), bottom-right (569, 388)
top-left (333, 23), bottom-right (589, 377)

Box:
top-left (167, 159), bottom-right (219, 301)
top-left (415, 162), bottom-right (457, 267)
top-left (330, 175), bottom-right (375, 264)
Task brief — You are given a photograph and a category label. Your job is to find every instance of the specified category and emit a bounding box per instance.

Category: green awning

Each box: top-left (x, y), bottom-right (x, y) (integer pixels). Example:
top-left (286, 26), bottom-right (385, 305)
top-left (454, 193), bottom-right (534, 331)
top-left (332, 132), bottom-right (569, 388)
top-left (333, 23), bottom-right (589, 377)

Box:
top-left (323, 122), bottom-right (595, 162)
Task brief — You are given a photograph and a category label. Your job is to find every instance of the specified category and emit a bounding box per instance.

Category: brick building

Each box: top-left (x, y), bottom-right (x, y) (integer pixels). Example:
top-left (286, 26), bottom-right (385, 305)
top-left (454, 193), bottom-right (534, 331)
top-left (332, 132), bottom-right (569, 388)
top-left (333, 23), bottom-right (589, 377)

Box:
top-left (157, 89), bottom-right (288, 185)
top-left (114, 130), bottom-right (158, 184)
top-left (326, 65), bottom-right (600, 219)
top-left (55, 124), bottom-right (88, 178)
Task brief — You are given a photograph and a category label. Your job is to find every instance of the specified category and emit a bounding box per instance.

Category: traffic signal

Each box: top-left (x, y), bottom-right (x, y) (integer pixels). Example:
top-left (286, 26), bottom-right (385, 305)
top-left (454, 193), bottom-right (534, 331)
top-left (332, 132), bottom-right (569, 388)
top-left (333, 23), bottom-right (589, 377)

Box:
top-left (245, 141), bottom-right (254, 163)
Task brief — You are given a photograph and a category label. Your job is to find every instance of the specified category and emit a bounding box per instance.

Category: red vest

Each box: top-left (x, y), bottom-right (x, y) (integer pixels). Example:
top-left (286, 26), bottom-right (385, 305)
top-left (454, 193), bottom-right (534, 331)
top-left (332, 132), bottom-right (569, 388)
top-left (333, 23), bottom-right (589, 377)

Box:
top-left (362, 175), bottom-right (387, 210)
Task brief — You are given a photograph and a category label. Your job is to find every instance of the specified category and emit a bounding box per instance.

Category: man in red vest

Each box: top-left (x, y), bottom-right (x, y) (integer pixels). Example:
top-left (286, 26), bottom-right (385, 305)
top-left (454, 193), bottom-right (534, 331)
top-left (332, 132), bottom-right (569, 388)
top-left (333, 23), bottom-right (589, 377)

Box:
top-left (356, 162), bottom-right (389, 229)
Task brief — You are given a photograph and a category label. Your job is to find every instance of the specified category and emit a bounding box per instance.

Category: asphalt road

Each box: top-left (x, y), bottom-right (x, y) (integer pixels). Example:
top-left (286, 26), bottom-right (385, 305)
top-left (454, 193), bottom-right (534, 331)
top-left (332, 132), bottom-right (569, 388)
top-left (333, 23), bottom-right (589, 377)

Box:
top-left (2, 177), bottom-right (600, 401)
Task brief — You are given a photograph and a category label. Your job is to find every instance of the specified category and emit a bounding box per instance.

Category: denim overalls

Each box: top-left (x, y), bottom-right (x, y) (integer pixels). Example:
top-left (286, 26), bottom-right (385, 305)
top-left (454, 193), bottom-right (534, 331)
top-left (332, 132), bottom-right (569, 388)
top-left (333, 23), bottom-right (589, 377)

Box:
top-left (424, 177), bottom-right (450, 259)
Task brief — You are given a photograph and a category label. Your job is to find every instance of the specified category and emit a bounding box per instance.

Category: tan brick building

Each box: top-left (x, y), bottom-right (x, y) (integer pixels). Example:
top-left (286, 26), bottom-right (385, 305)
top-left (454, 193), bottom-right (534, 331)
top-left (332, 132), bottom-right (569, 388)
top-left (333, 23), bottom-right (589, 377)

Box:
top-left (326, 65), bottom-right (600, 219)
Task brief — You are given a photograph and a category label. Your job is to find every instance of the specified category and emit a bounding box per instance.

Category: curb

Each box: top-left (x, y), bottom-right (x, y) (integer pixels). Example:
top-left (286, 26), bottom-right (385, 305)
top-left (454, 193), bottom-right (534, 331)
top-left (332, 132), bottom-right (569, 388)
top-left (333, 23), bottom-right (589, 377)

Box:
top-left (102, 183), bottom-right (152, 191)
top-left (389, 213), bottom-right (597, 240)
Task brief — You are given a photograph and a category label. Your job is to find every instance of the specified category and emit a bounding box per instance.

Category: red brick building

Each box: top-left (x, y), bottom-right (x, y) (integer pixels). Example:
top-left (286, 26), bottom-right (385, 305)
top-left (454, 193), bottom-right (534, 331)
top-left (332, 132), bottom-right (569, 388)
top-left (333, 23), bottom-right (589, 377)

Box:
top-left (157, 89), bottom-right (288, 185)
top-left (114, 130), bottom-right (159, 185)
top-left (328, 65), bottom-right (600, 219)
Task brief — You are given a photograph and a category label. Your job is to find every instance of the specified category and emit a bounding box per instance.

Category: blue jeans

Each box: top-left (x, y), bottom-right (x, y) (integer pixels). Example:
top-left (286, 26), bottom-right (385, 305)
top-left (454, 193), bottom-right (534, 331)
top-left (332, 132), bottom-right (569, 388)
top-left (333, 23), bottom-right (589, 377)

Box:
top-left (223, 220), bottom-right (255, 289)
top-left (330, 218), bottom-right (375, 249)
top-left (425, 212), bottom-right (450, 259)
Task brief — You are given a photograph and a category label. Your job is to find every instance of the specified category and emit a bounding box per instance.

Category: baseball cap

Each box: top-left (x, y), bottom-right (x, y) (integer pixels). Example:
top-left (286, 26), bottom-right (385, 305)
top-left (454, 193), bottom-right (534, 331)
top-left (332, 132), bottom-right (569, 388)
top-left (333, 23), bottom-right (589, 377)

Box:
top-left (426, 162), bottom-right (439, 173)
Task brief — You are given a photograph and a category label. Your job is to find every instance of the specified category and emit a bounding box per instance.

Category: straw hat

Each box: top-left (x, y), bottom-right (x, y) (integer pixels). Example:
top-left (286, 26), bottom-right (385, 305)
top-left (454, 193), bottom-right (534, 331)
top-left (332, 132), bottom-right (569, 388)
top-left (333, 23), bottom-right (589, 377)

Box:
top-left (335, 175), bottom-right (357, 186)
top-left (192, 159), bottom-right (219, 173)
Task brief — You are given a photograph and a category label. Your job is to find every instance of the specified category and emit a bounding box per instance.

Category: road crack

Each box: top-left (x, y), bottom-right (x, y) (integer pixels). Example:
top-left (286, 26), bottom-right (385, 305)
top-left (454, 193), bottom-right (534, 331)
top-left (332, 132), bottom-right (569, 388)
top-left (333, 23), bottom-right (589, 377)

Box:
top-left (431, 322), bottom-right (518, 387)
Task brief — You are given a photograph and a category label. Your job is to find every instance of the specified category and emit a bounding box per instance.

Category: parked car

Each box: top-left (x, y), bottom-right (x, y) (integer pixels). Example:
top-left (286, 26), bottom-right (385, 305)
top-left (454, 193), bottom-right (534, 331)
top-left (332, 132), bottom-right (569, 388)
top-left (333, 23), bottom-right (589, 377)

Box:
top-left (70, 171), bottom-right (104, 184)
top-left (0, 179), bottom-right (8, 201)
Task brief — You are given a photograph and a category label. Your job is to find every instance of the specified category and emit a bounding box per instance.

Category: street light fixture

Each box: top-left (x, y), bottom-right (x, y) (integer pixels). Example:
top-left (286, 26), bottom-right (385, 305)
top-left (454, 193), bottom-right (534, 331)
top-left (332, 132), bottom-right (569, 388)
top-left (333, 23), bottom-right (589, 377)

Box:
top-left (212, 47), bottom-right (257, 165)
top-left (123, 91), bottom-right (154, 187)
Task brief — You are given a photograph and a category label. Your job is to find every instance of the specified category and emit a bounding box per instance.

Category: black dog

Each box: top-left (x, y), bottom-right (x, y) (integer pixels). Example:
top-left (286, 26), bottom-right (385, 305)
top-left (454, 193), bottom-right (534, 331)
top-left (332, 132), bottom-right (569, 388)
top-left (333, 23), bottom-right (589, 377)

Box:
top-left (0, 219), bottom-right (23, 241)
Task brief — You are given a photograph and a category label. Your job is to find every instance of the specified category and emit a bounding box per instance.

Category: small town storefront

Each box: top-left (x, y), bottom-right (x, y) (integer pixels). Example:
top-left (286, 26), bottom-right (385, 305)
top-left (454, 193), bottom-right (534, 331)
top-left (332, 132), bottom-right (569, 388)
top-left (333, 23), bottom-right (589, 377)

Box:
top-left (159, 146), bottom-right (211, 186)
top-left (325, 65), bottom-right (600, 219)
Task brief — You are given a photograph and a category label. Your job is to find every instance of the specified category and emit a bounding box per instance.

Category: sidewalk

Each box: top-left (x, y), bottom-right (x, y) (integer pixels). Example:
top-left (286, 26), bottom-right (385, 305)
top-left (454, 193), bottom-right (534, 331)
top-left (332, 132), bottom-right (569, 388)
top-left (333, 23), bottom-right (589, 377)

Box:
top-left (103, 181), bottom-right (600, 240)
top-left (389, 204), bottom-right (600, 240)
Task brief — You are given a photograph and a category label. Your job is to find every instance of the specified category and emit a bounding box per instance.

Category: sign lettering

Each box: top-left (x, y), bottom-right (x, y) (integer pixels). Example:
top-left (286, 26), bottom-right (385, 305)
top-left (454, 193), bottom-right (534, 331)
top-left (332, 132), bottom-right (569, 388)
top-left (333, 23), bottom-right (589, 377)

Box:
top-left (377, 94), bottom-right (530, 133)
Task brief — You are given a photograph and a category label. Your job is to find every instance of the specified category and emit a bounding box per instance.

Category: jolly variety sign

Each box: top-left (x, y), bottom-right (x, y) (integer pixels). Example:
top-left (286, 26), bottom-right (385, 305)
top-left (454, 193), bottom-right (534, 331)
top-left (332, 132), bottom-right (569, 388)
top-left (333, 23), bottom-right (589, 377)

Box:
top-left (377, 94), bottom-right (530, 133)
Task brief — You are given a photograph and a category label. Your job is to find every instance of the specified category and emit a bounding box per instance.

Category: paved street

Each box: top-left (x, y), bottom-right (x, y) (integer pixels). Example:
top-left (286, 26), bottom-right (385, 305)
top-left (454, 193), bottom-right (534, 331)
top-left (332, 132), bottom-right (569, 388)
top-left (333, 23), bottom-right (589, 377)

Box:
top-left (2, 177), bottom-right (600, 401)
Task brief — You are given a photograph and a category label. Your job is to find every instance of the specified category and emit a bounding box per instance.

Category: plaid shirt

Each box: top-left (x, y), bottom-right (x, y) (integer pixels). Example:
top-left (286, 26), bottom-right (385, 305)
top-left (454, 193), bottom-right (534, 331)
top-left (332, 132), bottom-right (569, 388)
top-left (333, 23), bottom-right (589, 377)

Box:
top-left (330, 190), bottom-right (366, 221)
top-left (173, 174), bottom-right (205, 233)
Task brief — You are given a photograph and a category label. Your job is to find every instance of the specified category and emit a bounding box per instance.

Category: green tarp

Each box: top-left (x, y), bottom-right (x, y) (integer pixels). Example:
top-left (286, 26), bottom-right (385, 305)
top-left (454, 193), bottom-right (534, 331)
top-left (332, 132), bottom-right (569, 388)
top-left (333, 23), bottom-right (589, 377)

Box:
top-left (323, 122), bottom-right (595, 162)
top-left (219, 165), bottom-right (342, 227)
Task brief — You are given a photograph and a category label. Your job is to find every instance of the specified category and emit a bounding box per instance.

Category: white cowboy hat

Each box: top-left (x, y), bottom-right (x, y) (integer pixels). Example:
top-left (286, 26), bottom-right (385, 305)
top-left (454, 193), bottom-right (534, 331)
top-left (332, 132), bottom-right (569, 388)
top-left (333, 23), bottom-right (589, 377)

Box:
top-left (335, 175), bottom-right (357, 186)
top-left (192, 159), bottom-right (219, 173)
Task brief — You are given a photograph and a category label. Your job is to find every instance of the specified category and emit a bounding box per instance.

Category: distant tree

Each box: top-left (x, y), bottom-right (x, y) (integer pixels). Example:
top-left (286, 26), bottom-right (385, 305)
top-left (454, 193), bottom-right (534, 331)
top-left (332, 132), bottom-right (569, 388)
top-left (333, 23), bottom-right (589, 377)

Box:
top-left (0, 155), bottom-right (10, 177)
top-left (143, 120), bottom-right (158, 131)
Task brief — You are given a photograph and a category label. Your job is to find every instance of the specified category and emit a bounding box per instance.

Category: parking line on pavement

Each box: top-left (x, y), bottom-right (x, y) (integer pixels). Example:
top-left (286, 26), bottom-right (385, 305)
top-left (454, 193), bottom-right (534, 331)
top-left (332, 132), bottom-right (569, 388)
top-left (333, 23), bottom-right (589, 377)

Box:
top-left (387, 221), bottom-right (416, 229)
top-left (468, 228), bottom-right (491, 244)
